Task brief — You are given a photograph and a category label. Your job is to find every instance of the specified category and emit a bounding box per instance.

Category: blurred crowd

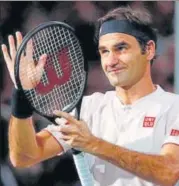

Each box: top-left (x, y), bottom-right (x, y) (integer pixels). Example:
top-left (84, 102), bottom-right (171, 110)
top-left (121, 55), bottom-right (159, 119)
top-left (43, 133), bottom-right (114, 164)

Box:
top-left (0, 1), bottom-right (175, 186)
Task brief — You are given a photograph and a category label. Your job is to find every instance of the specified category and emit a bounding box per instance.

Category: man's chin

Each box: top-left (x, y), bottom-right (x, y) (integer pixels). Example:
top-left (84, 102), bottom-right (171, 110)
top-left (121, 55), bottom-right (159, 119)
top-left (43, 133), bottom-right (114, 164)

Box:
top-left (108, 78), bottom-right (128, 87)
top-left (109, 80), bottom-right (121, 87)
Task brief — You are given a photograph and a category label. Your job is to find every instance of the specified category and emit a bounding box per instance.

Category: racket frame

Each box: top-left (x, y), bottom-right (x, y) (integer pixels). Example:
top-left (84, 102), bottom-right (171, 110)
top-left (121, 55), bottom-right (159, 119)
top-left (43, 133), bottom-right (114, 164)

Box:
top-left (14, 21), bottom-right (87, 123)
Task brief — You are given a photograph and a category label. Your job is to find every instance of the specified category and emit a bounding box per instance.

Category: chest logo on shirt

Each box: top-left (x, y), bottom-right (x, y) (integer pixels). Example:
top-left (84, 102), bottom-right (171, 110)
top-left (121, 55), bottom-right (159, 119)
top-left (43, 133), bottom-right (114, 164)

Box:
top-left (170, 129), bottom-right (179, 136)
top-left (143, 116), bottom-right (156, 127)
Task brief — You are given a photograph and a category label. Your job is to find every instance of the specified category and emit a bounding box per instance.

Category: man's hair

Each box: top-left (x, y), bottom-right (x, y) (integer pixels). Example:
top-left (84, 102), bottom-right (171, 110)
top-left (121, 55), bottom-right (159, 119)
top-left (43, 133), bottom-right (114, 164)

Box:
top-left (95, 6), bottom-right (158, 64)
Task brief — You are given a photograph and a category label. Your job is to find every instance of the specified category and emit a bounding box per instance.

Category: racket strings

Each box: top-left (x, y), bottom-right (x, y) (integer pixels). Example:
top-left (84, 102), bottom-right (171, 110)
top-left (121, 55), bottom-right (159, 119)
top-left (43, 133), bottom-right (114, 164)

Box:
top-left (19, 25), bottom-right (85, 116)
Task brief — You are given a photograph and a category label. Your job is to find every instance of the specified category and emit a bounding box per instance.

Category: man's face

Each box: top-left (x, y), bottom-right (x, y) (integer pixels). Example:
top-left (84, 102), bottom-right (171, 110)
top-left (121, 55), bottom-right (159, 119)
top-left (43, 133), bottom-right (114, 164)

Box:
top-left (98, 33), bottom-right (149, 88)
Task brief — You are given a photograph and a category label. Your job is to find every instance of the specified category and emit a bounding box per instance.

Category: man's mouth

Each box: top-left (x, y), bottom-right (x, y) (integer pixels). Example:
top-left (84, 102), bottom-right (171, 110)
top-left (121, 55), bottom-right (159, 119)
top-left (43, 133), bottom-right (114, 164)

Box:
top-left (107, 67), bottom-right (126, 73)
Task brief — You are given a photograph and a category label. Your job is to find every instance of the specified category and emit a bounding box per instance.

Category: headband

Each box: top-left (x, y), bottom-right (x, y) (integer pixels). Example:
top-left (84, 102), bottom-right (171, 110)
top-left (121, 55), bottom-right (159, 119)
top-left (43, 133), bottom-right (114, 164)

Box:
top-left (99, 19), bottom-right (152, 41)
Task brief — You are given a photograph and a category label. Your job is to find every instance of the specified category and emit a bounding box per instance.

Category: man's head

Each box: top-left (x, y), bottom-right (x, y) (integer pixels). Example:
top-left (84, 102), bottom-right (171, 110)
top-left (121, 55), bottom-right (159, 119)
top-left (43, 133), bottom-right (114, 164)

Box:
top-left (96, 7), bottom-right (157, 88)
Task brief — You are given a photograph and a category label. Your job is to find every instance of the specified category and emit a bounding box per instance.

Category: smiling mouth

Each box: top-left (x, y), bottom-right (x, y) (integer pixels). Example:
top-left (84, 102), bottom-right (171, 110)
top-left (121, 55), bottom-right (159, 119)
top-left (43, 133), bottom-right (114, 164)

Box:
top-left (108, 68), bottom-right (126, 74)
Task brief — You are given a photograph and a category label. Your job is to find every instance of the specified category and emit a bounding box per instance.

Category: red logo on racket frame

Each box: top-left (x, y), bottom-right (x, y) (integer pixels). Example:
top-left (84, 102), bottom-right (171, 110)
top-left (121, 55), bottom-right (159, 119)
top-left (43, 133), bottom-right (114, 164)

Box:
top-left (36, 48), bottom-right (71, 95)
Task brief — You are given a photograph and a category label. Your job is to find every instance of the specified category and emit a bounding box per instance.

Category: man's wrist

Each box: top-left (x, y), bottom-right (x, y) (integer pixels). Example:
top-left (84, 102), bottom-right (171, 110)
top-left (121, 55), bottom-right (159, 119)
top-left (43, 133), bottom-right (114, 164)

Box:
top-left (11, 88), bottom-right (33, 119)
top-left (86, 135), bottom-right (101, 154)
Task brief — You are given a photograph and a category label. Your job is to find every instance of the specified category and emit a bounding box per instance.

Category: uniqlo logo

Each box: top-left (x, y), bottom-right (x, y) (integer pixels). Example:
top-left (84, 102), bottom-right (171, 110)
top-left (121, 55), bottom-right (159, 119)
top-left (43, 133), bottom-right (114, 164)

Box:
top-left (170, 129), bottom-right (179, 136)
top-left (143, 117), bottom-right (156, 127)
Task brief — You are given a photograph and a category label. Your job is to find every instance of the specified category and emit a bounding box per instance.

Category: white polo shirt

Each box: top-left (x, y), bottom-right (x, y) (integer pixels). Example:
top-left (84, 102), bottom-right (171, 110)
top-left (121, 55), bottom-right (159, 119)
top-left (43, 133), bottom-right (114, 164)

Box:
top-left (45, 85), bottom-right (179, 186)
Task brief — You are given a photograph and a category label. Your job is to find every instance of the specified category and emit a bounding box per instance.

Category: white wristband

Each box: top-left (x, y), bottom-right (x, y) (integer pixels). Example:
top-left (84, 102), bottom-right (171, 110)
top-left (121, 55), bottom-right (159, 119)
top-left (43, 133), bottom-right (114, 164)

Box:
top-left (44, 124), bottom-right (71, 154)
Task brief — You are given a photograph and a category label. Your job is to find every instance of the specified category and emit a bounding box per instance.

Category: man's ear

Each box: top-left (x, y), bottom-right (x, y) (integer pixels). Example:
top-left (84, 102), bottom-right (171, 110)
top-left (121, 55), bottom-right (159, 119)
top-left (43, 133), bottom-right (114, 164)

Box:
top-left (145, 40), bottom-right (156, 61)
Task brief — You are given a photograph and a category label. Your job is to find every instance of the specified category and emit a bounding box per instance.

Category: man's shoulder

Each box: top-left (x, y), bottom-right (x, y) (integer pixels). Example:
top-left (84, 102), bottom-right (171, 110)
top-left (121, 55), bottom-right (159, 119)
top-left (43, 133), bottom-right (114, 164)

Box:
top-left (154, 86), bottom-right (179, 104)
top-left (80, 91), bottom-right (115, 121)
top-left (81, 91), bottom-right (115, 113)
top-left (161, 90), bottom-right (179, 103)
top-left (83, 91), bottom-right (116, 103)
top-left (158, 89), bottom-right (179, 114)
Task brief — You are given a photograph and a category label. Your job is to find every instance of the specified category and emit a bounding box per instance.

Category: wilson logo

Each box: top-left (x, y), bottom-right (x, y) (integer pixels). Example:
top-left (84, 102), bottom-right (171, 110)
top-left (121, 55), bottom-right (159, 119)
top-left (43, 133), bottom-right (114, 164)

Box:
top-left (36, 48), bottom-right (71, 95)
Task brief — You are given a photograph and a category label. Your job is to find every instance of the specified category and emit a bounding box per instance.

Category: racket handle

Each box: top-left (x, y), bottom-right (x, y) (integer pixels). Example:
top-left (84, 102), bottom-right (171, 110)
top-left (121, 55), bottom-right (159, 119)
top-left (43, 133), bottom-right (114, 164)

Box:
top-left (72, 151), bottom-right (94, 186)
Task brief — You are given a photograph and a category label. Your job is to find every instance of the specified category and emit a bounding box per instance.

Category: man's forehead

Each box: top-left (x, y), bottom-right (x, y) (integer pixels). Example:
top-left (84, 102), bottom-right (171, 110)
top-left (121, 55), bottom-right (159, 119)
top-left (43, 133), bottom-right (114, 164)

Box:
top-left (98, 33), bottom-right (137, 47)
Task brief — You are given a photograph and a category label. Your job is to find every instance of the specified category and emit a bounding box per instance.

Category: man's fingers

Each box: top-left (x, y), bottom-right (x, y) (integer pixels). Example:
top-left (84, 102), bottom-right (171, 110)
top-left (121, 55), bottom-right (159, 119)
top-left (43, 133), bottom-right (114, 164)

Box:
top-left (8, 35), bottom-right (16, 61)
top-left (60, 133), bottom-right (71, 141)
top-left (53, 110), bottom-right (79, 125)
top-left (36, 54), bottom-right (47, 76)
top-left (37, 54), bottom-right (47, 68)
top-left (26, 39), bottom-right (33, 59)
top-left (59, 125), bottom-right (77, 134)
top-left (1, 44), bottom-right (11, 64)
top-left (55, 117), bottom-right (69, 126)
top-left (16, 31), bottom-right (23, 49)
top-left (1, 44), bottom-right (14, 74)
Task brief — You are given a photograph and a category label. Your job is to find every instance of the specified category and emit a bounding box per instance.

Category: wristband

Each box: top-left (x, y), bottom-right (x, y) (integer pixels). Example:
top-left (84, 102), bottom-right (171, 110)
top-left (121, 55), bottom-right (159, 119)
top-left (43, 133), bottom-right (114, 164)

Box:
top-left (11, 88), bottom-right (33, 118)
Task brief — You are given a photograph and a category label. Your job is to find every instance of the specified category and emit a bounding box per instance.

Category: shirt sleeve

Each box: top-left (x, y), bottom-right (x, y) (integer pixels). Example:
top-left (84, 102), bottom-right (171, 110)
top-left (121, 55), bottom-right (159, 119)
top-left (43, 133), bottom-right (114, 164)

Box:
top-left (163, 98), bottom-right (179, 146)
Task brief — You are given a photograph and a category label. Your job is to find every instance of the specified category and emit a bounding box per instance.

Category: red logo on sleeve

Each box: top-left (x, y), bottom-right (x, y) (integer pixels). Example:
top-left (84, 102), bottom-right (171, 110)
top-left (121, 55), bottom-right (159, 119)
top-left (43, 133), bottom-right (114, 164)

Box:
top-left (170, 129), bottom-right (179, 136)
top-left (143, 117), bottom-right (156, 127)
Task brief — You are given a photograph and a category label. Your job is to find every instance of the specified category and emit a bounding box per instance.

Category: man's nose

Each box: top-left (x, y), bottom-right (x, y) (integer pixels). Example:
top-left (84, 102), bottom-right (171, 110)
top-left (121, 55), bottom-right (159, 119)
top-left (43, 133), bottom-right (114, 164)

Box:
top-left (107, 52), bottom-right (119, 67)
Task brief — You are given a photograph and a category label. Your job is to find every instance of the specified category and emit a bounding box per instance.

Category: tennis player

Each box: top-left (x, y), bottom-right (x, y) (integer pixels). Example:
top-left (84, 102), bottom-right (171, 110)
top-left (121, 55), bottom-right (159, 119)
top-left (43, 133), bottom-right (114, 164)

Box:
top-left (2, 6), bottom-right (179, 186)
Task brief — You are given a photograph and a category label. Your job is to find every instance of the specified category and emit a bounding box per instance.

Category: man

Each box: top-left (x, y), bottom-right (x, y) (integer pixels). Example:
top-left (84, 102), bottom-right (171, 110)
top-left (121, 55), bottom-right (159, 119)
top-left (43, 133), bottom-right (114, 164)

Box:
top-left (1, 6), bottom-right (179, 186)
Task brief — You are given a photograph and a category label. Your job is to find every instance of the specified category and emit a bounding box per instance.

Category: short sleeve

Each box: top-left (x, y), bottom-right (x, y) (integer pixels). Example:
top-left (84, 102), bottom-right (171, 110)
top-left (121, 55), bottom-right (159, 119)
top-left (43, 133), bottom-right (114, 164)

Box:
top-left (163, 98), bottom-right (179, 146)
top-left (163, 117), bottom-right (179, 145)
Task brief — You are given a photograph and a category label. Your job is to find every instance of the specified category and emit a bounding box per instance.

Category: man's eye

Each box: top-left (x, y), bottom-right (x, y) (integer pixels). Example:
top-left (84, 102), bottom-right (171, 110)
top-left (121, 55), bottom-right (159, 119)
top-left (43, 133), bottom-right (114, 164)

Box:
top-left (117, 46), bottom-right (127, 51)
top-left (101, 49), bottom-right (109, 54)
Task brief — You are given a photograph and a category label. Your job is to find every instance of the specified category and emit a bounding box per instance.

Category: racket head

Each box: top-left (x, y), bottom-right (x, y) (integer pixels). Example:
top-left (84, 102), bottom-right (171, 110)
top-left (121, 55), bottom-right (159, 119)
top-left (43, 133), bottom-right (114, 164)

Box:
top-left (14, 21), bottom-right (87, 121)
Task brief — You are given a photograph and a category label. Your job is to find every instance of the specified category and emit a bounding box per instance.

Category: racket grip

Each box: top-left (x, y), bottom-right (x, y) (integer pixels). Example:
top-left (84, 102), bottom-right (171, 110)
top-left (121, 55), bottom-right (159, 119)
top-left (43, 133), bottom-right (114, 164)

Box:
top-left (72, 151), bottom-right (94, 186)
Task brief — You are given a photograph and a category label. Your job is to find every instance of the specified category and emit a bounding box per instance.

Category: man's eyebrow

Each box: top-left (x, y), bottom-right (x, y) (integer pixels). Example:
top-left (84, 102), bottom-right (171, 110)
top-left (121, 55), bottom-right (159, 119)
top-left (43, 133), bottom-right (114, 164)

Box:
top-left (113, 41), bottom-right (129, 48)
top-left (98, 46), bottom-right (106, 51)
top-left (98, 41), bottom-right (129, 51)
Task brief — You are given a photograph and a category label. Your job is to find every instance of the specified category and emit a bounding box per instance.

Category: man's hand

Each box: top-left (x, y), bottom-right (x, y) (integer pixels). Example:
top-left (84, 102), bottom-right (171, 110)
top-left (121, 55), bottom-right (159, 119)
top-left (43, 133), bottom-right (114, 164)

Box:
top-left (53, 110), bottom-right (98, 152)
top-left (1, 31), bottom-right (47, 90)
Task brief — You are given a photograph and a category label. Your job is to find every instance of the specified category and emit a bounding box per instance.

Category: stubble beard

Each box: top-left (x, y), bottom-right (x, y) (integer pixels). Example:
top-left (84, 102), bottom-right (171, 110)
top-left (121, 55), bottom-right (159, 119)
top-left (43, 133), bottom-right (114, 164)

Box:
top-left (107, 73), bottom-right (122, 87)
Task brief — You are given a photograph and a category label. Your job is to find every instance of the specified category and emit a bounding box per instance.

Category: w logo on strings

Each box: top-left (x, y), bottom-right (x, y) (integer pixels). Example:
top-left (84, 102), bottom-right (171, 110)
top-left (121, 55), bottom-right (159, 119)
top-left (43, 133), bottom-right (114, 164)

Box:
top-left (36, 48), bottom-right (71, 95)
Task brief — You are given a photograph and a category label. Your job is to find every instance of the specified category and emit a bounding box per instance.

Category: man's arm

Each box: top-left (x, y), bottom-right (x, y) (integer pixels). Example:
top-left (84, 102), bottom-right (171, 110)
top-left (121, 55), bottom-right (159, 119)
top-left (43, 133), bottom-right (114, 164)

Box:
top-left (54, 110), bottom-right (179, 186)
top-left (1, 32), bottom-right (64, 167)
top-left (9, 116), bottom-right (64, 168)
top-left (88, 137), bottom-right (179, 186)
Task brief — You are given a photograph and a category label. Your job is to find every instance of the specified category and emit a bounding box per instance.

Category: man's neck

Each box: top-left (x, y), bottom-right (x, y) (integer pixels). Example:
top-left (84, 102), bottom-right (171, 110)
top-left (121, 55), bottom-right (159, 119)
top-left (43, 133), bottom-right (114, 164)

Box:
top-left (115, 79), bottom-right (156, 105)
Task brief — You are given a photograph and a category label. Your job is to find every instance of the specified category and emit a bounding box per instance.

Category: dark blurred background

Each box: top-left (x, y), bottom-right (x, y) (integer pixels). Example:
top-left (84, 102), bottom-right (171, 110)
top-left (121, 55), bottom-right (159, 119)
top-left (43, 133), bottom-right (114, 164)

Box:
top-left (0, 1), bottom-right (175, 186)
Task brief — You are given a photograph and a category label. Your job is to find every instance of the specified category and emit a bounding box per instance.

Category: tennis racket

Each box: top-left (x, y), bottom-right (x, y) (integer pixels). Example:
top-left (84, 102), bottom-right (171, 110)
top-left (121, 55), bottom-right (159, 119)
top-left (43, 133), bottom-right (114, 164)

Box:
top-left (14, 21), bottom-right (94, 186)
